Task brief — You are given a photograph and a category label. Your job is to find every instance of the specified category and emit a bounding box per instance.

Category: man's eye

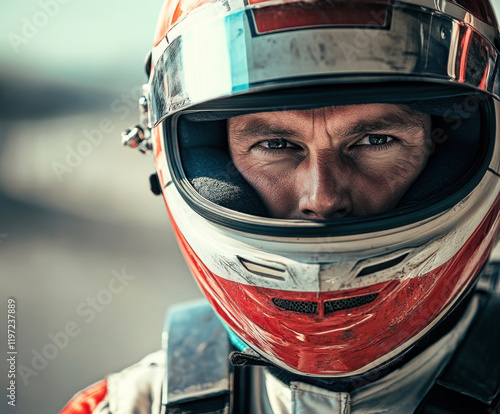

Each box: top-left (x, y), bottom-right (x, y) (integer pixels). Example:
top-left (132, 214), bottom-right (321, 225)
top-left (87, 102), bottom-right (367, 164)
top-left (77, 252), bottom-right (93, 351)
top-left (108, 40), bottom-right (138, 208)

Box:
top-left (262, 139), bottom-right (290, 149)
top-left (357, 134), bottom-right (394, 146)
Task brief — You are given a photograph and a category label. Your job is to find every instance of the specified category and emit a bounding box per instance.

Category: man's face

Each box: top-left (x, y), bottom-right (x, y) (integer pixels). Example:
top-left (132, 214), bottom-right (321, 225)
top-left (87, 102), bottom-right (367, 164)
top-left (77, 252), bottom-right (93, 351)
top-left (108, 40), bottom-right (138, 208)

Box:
top-left (228, 104), bottom-right (432, 219)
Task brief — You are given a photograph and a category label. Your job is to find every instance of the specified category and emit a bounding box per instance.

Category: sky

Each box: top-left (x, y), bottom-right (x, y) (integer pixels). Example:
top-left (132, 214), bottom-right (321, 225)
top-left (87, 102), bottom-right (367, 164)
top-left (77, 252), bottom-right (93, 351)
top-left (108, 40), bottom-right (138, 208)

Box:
top-left (1, 0), bottom-right (162, 91)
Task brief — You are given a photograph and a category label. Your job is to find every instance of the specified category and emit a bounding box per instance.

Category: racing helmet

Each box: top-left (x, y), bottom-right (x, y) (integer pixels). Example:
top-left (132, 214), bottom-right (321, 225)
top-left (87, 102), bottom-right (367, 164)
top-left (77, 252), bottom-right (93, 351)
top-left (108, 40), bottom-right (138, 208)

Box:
top-left (129, 0), bottom-right (500, 378)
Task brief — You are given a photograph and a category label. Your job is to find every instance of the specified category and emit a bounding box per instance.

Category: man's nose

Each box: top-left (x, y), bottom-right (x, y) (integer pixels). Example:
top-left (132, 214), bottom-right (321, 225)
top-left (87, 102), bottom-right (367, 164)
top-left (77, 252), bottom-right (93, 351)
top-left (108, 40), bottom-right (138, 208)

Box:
top-left (297, 153), bottom-right (352, 219)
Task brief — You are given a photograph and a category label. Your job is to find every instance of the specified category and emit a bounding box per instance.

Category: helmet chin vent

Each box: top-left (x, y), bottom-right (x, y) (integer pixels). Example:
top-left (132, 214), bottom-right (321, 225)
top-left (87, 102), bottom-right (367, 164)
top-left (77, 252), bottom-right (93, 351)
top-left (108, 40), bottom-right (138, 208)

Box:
top-left (324, 293), bottom-right (378, 314)
top-left (272, 293), bottom-right (379, 315)
top-left (272, 299), bottom-right (318, 315)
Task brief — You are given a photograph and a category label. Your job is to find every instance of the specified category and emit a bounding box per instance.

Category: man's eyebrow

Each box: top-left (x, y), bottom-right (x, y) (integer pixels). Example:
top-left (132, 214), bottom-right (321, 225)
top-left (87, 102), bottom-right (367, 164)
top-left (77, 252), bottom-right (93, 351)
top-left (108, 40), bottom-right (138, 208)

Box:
top-left (230, 118), bottom-right (301, 142)
top-left (229, 108), bottom-right (428, 141)
top-left (341, 111), bottom-right (427, 136)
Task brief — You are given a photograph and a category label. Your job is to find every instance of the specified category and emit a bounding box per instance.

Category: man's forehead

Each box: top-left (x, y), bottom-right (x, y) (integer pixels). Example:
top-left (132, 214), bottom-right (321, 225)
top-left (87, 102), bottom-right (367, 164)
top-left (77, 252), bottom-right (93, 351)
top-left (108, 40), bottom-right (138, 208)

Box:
top-left (228, 103), bottom-right (428, 133)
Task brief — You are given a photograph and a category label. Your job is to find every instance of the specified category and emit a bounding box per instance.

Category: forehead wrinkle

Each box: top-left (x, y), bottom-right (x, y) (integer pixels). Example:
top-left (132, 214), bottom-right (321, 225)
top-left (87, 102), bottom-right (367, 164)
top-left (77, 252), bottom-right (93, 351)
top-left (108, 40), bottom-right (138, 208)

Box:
top-left (308, 106), bottom-right (337, 147)
top-left (229, 105), bottom-right (429, 144)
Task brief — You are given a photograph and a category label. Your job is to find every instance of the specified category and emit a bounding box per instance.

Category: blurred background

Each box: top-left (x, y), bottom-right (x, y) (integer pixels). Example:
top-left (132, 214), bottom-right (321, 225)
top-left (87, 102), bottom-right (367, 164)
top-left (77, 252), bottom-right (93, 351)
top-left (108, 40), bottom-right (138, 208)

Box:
top-left (0, 1), bottom-right (202, 413)
top-left (2, 1), bottom-right (500, 413)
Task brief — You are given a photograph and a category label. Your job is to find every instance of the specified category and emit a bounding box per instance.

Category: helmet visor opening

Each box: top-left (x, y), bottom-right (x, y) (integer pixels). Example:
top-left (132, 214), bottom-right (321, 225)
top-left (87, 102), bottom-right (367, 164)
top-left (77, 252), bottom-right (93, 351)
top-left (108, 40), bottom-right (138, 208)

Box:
top-left (164, 84), bottom-right (495, 236)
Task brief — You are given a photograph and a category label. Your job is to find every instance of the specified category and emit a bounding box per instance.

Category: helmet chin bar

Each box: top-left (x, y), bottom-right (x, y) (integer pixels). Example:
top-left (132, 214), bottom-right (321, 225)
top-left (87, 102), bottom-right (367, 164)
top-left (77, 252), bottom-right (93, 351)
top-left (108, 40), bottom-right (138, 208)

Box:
top-left (173, 192), bottom-right (500, 377)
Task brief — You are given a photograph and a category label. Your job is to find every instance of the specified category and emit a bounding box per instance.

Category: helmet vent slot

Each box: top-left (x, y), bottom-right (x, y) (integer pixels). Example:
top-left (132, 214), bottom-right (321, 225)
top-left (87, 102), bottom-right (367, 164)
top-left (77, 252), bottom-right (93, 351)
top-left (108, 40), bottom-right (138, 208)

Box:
top-left (239, 257), bottom-right (286, 281)
top-left (272, 299), bottom-right (318, 315)
top-left (324, 293), bottom-right (378, 314)
top-left (356, 253), bottom-right (409, 277)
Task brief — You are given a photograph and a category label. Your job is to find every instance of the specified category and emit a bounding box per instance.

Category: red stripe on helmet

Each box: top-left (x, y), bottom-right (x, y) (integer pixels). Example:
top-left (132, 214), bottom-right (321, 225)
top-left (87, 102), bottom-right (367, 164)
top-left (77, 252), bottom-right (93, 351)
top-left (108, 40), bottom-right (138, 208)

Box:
top-left (248, 0), bottom-right (390, 34)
